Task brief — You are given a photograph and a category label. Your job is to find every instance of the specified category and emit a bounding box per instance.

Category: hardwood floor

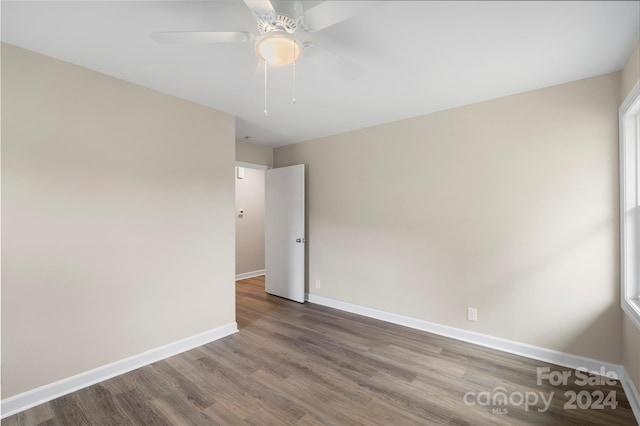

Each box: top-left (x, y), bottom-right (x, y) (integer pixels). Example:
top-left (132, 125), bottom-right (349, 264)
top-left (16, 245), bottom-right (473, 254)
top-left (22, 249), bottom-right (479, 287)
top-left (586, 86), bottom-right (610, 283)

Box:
top-left (4, 276), bottom-right (637, 425)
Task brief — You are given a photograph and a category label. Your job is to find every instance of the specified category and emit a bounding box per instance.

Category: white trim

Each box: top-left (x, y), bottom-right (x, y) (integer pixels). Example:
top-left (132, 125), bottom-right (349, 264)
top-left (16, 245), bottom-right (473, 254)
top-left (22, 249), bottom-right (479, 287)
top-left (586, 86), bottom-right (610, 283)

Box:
top-left (306, 294), bottom-right (622, 375)
top-left (621, 369), bottom-right (640, 423)
top-left (306, 293), bottom-right (640, 423)
top-left (235, 161), bottom-right (270, 170)
top-left (621, 80), bottom-right (640, 117)
top-left (620, 79), bottom-right (640, 331)
top-left (1, 322), bottom-right (238, 419)
top-left (235, 269), bottom-right (266, 281)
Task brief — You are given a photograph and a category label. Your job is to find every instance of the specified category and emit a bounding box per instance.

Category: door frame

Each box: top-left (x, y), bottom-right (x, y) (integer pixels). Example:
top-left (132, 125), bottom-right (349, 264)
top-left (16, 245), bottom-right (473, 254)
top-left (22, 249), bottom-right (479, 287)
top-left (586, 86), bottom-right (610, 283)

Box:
top-left (236, 161), bottom-right (270, 171)
top-left (234, 161), bottom-right (307, 303)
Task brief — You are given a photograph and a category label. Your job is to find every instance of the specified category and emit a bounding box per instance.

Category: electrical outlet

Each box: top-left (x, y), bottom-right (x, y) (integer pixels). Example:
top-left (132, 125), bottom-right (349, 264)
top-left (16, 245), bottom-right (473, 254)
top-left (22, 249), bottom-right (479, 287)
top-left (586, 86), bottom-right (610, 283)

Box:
top-left (315, 280), bottom-right (321, 289)
top-left (467, 307), bottom-right (478, 322)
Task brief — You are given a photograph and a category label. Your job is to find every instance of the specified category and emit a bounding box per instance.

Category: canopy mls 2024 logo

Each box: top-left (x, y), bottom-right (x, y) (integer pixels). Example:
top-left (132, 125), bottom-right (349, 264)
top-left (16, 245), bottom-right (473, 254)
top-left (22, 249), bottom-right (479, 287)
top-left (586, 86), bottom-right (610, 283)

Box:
top-left (463, 366), bottom-right (619, 416)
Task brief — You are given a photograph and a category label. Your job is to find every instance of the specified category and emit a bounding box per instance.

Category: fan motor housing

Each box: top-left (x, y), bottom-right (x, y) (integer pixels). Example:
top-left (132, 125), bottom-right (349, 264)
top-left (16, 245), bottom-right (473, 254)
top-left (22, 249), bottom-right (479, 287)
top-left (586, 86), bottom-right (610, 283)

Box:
top-left (259, 14), bottom-right (305, 34)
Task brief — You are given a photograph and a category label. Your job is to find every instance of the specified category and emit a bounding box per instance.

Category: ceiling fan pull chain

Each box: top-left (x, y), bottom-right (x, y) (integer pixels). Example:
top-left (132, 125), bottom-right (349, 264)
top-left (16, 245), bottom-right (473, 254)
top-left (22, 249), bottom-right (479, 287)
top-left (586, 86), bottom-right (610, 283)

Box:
top-left (292, 46), bottom-right (296, 105)
top-left (264, 60), bottom-right (268, 116)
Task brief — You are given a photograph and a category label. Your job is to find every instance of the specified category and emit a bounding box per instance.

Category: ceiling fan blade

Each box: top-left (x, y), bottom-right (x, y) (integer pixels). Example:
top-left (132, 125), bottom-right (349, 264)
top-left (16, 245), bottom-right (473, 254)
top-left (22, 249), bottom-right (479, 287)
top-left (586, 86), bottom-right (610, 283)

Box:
top-left (302, 42), bottom-right (363, 81)
top-left (303, 1), bottom-right (383, 32)
top-left (150, 31), bottom-right (253, 44)
top-left (270, 0), bottom-right (304, 20)
top-left (243, 0), bottom-right (276, 21)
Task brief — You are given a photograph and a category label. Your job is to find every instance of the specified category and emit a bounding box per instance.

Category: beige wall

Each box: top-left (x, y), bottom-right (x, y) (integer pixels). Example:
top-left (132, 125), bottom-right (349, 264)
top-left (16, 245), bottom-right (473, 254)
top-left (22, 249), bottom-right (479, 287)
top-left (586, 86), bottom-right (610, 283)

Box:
top-left (1, 44), bottom-right (236, 398)
top-left (235, 167), bottom-right (265, 275)
top-left (275, 72), bottom-right (622, 364)
top-left (621, 40), bottom-right (640, 393)
top-left (236, 139), bottom-right (273, 167)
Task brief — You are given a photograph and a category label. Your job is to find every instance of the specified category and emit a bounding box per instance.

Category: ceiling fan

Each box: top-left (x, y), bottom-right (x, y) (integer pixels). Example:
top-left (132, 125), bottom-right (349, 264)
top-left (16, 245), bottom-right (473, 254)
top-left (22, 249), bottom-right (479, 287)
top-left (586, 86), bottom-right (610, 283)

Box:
top-left (150, 0), bottom-right (379, 81)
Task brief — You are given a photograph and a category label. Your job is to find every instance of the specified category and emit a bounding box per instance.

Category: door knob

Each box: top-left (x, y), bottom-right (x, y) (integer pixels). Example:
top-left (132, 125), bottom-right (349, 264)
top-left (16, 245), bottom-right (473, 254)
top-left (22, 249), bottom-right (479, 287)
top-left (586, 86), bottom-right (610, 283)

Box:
top-left (296, 238), bottom-right (305, 243)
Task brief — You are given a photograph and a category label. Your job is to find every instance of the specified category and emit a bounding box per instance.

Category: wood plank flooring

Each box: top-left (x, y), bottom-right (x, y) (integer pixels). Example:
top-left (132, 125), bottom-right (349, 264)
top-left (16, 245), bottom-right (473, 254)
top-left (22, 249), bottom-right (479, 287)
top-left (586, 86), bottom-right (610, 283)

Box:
top-left (3, 276), bottom-right (637, 425)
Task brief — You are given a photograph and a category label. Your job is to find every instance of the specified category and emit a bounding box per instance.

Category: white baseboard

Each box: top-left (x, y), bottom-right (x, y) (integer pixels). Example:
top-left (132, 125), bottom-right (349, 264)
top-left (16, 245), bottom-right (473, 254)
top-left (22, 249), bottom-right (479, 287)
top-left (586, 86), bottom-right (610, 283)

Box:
top-left (306, 293), bottom-right (640, 423)
top-left (621, 369), bottom-right (640, 423)
top-left (235, 270), bottom-right (265, 281)
top-left (1, 322), bottom-right (238, 419)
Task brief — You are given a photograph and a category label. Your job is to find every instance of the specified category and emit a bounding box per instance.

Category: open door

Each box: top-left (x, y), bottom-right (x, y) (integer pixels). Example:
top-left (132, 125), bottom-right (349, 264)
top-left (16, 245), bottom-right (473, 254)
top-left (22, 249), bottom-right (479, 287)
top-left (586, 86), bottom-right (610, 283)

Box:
top-left (265, 164), bottom-right (305, 303)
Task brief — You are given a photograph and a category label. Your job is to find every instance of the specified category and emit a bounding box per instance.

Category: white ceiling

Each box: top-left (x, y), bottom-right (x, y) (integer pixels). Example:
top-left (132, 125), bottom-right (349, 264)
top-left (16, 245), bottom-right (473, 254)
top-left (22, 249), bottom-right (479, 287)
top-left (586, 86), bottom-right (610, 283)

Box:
top-left (2, 1), bottom-right (639, 147)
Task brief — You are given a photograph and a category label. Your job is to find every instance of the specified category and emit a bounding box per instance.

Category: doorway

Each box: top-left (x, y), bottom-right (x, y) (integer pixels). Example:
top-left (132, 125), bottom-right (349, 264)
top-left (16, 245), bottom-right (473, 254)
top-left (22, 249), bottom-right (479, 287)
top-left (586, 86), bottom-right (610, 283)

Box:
top-left (235, 162), bottom-right (268, 280)
top-left (235, 162), bottom-right (306, 303)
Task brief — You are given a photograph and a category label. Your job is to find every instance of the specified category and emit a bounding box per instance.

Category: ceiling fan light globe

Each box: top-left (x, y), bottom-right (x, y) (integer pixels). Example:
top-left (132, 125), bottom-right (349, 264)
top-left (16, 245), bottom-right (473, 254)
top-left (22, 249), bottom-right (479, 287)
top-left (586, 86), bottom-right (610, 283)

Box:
top-left (256, 35), bottom-right (301, 66)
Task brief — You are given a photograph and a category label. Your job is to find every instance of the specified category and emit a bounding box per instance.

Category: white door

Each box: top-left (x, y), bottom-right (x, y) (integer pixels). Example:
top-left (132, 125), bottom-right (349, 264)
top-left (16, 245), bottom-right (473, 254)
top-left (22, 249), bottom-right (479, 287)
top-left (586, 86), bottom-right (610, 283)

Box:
top-left (265, 164), bottom-right (305, 303)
